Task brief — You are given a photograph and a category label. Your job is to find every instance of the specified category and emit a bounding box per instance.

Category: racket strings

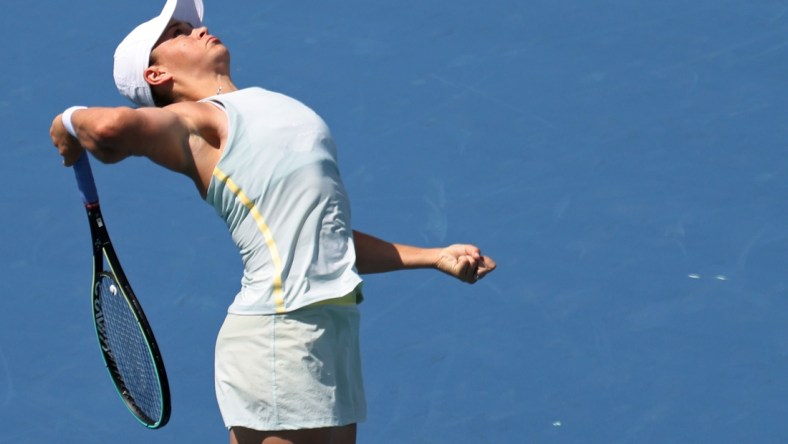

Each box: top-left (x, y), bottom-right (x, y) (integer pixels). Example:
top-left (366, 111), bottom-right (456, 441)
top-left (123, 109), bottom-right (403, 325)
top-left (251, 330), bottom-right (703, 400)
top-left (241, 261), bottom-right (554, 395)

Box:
top-left (97, 274), bottom-right (163, 423)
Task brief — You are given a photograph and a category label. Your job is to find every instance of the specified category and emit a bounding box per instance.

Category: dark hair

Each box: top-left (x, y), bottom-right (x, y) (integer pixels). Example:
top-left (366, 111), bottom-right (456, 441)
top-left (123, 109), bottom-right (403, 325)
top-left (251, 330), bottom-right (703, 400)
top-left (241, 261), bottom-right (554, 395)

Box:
top-left (150, 85), bottom-right (174, 107)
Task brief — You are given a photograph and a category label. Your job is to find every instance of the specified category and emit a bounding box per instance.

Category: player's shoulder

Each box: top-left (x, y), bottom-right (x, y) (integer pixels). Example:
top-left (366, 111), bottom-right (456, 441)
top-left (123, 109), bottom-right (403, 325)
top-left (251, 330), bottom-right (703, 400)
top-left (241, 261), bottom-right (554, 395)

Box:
top-left (162, 100), bottom-right (220, 117)
top-left (162, 100), bottom-right (225, 131)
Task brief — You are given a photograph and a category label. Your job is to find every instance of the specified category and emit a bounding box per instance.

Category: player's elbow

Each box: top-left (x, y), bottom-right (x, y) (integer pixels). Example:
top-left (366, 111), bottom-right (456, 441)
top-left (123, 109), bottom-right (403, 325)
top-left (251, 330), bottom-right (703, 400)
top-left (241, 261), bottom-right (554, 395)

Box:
top-left (85, 108), bottom-right (137, 163)
top-left (90, 108), bottom-right (135, 144)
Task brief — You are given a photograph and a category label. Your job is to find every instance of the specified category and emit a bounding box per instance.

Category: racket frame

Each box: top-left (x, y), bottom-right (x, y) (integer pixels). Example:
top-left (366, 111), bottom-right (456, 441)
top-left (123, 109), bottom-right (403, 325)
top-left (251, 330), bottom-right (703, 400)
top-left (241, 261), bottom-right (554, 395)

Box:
top-left (75, 153), bottom-right (171, 429)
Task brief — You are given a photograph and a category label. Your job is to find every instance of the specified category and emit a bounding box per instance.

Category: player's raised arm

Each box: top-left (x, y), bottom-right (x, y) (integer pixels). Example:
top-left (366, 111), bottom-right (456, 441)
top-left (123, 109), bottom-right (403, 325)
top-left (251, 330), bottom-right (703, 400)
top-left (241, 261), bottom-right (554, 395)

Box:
top-left (51, 105), bottom-right (194, 173)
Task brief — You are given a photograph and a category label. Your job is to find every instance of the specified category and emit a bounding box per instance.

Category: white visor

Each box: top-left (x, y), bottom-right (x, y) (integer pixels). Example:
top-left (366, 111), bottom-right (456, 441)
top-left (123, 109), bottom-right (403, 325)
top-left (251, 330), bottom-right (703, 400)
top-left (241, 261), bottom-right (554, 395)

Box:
top-left (113, 0), bottom-right (204, 107)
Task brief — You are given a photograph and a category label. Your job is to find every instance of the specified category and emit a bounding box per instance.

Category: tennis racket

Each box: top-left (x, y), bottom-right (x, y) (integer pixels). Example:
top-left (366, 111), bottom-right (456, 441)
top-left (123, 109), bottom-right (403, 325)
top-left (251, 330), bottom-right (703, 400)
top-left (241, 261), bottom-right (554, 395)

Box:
top-left (73, 152), bottom-right (171, 429)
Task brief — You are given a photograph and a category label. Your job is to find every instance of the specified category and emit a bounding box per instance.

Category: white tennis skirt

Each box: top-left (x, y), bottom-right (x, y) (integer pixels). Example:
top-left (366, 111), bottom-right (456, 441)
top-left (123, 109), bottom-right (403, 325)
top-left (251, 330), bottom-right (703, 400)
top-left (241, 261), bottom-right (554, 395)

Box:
top-left (214, 304), bottom-right (367, 431)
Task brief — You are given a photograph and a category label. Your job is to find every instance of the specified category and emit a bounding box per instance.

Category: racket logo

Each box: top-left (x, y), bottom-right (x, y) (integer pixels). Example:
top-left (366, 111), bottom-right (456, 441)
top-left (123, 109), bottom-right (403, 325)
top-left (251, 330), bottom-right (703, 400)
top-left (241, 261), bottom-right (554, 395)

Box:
top-left (93, 282), bottom-right (105, 324)
top-left (92, 284), bottom-right (108, 351)
top-left (93, 281), bottom-right (132, 395)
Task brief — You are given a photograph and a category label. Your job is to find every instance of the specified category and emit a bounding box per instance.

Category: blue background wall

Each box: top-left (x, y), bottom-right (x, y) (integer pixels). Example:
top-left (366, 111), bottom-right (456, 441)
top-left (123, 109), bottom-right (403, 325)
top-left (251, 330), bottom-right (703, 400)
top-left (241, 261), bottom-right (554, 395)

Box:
top-left (2, 0), bottom-right (787, 442)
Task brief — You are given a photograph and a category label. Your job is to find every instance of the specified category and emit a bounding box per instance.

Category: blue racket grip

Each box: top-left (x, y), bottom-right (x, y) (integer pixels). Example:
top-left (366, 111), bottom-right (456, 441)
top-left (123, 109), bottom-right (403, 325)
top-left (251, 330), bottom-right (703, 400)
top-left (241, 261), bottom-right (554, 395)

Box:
top-left (73, 151), bottom-right (99, 205)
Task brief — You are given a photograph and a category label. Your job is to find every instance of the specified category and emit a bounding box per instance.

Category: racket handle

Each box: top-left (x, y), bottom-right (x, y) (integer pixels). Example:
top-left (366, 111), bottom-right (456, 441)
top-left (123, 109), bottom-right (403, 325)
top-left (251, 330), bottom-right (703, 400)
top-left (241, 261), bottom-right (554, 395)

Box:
top-left (73, 151), bottom-right (99, 205)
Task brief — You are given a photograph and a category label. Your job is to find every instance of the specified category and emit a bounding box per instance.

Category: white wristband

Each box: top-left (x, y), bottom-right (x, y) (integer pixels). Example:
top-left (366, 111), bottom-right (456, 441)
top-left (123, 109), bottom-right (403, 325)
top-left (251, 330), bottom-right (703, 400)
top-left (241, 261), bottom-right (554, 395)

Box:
top-left (61, 106), bottom-right (87, 138)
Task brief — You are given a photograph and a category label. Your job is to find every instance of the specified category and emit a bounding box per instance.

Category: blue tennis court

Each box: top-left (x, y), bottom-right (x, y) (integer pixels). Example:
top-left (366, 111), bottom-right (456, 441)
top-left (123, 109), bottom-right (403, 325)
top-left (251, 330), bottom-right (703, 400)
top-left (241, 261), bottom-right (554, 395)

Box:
top-left (3, 0), bottom-right (788, 442)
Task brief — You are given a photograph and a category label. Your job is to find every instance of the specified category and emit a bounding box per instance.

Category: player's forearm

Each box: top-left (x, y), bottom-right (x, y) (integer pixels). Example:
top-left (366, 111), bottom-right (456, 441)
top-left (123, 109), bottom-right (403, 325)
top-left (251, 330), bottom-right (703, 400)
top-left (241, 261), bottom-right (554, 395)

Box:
top-left (67, 107), bottom-right (141, 163)
top-left (352, 230), bottom-right (440, 274)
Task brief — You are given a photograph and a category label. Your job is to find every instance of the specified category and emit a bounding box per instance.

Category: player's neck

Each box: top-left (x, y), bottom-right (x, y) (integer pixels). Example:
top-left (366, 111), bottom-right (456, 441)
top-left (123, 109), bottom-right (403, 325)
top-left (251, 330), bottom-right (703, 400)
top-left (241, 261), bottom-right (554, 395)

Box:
top-left (176, 75), bottom-right (238, 102)
top-left (213, 76), bottom-right (237, 96)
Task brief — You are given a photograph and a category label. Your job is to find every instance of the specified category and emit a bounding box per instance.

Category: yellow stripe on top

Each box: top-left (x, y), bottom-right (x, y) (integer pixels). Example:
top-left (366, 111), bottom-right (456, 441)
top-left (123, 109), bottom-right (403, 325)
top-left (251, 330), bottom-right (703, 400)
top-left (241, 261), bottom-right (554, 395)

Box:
top-left (213, 167), bottom-right (286, 312)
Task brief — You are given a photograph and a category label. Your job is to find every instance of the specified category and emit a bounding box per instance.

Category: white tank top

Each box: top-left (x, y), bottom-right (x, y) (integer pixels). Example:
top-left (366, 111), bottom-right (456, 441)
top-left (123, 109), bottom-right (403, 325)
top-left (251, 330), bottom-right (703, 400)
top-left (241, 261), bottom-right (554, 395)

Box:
top-left (203, 87), bottom-right (362, 314)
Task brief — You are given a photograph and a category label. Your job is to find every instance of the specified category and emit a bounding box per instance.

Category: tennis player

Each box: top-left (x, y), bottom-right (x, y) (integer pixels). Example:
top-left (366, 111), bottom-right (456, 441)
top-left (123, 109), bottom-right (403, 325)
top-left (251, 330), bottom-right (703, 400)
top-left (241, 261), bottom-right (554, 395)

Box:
top-left (50, 0), bottom-right (496, 442)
